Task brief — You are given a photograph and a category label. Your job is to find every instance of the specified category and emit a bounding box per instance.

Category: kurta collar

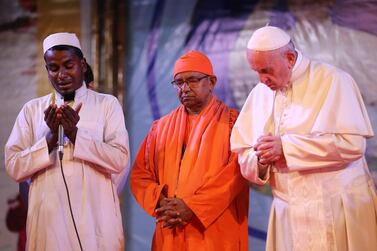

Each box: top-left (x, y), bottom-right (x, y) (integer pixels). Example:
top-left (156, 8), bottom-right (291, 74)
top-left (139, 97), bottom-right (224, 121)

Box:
top-left (53, 82), bottom-right (87, 101)
top-left (73, 83), bottom-right (87, 99)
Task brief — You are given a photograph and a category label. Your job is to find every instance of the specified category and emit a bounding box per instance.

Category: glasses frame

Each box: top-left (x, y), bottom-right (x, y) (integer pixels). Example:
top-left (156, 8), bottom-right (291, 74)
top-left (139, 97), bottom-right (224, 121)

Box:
top-left (170, 75), bottom-right (209, 90)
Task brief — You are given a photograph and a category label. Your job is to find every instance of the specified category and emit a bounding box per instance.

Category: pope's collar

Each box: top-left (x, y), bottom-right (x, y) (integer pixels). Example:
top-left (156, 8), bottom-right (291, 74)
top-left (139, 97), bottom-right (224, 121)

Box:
top-left (53, 82), bottom-right (87, 100)
top-left (290, 50), bottom-right (309, 83)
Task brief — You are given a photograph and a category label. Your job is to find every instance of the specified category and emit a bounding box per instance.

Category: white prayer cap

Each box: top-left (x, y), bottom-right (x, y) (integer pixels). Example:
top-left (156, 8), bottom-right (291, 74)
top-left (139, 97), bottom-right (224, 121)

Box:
top-left (43, 32), bottom-right (82, 54)
top-left (247, 26), bottom-right (291, 51)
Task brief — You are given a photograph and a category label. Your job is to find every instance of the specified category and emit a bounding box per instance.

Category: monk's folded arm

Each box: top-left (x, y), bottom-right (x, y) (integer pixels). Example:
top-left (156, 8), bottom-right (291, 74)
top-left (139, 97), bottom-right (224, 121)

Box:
top-left (130, 137), bottom-right (167, 217)
top-left (182, 153), bottom-right (248, 229)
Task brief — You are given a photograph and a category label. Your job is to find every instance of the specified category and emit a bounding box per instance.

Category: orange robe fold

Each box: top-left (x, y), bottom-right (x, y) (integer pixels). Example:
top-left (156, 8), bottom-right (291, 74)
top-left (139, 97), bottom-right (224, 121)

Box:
top-left (130, 97), bottom-right (249, 251)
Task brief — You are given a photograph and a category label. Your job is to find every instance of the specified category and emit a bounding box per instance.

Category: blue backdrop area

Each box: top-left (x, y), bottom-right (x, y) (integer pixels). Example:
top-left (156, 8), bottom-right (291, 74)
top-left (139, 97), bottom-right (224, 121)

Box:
top-left (122, 0), bottom-right (377, 250)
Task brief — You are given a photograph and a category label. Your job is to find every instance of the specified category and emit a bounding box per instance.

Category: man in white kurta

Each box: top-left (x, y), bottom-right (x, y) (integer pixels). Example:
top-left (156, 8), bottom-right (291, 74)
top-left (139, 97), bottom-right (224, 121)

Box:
top-left (231, 26), bottom-right (377, 251)
top-left (5, 33), bottom-right (130, 251)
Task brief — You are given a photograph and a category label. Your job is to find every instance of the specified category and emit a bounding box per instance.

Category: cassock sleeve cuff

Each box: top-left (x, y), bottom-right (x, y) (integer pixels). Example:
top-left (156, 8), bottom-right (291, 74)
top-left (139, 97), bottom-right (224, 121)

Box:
top-left (257, 161), bottom-right (270, 184)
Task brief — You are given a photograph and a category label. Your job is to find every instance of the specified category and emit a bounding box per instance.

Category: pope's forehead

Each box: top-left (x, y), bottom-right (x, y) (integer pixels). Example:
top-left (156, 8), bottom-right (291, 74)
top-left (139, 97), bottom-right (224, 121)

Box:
top-left (248, 50), bottom-right (278, 62)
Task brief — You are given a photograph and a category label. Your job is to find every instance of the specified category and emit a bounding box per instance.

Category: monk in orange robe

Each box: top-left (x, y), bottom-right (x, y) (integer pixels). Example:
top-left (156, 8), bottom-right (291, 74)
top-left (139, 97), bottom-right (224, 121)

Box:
top-left (130, 51), bottom-right (249, 250)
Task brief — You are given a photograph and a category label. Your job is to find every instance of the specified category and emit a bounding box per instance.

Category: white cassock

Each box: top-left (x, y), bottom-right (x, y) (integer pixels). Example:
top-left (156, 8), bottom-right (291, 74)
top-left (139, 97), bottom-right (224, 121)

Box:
top-left (5, 84), bottom-right (130, 251)
top-left (231, 51), bottom-right (377, 251)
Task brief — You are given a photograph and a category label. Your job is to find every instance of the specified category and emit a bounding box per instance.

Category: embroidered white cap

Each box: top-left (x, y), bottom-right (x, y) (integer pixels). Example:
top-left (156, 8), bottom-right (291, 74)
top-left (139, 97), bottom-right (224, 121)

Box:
top-left (247, 26), bottom-right (291, 51)
top-left (43, 32), bottom-right (81, 54)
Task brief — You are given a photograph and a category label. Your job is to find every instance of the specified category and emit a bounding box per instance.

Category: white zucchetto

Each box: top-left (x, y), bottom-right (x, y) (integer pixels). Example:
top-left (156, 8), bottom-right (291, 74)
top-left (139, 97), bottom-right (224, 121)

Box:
top-left (43, 32), bottom-right (81, 54)
top-left (247, 26), bottom-right (291, 51)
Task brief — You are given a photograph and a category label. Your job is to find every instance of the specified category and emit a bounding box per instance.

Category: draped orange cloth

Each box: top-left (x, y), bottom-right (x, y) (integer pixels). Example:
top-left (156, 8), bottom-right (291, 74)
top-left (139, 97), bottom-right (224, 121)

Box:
top-left (130, 97), bottom-right (249, 251)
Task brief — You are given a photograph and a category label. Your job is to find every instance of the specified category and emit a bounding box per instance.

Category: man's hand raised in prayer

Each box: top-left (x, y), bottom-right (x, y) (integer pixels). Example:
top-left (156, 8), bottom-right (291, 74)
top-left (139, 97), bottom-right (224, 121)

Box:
top-left (44, 104), bottom-right (60, 153)
top-left (44, 103), bottom-right (82, 152)
top-left (59, 103), bottom-right (82, 144)
top-left (155, 196), bottom-right (193, 229)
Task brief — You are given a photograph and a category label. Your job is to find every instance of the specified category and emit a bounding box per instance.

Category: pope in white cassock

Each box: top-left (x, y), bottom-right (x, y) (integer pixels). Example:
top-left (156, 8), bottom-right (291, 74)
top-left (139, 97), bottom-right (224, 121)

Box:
top-left (5, 33), bottom-right (130, 251)
top-left (231, 26), bottom-right (377, 251)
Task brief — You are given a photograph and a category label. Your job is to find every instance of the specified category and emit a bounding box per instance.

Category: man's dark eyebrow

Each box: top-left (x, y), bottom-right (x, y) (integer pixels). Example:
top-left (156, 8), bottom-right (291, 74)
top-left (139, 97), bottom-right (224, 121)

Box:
top-left (63, 58), bottom-right (75, 64)
top-left (46, 62), bottom-right (57, 68)
top-left (260, 67), bottom-right (269, 73)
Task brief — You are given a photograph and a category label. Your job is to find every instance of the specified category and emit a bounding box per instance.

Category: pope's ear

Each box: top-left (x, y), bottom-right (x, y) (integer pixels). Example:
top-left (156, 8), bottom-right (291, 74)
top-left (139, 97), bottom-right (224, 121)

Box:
top-left (286, 50), bottom-right (296, 68)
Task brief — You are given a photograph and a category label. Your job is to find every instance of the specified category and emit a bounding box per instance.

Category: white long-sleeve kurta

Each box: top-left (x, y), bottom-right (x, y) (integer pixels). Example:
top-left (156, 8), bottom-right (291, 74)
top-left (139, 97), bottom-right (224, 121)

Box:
top-left (5, 84), bottom-right (130, 251)
top-left (231, 51), bottom-right (377, 251)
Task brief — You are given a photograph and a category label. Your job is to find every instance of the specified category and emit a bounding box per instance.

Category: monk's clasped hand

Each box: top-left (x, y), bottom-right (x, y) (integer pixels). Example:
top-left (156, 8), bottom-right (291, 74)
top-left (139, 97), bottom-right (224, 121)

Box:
top-left (155, 197), bottom-right (193, 229)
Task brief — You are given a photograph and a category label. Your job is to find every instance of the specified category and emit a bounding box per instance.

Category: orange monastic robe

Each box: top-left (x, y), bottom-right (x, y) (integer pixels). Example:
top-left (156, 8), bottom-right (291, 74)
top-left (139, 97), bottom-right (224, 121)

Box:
top-left (130, 97), bottom-right (249, 251)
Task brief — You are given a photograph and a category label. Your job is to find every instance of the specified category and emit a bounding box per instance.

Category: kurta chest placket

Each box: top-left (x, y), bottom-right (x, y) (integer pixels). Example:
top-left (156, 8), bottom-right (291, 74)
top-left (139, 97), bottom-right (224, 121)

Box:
top-left (52, 92), bottom-right (76, 176)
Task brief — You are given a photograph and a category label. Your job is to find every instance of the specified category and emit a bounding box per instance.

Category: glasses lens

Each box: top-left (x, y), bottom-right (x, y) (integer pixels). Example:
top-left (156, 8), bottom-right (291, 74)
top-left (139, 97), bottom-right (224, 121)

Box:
top-left (171, 75), bottom-right (208, 89)
top-left (171, 79), bottom-right (183, 87)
